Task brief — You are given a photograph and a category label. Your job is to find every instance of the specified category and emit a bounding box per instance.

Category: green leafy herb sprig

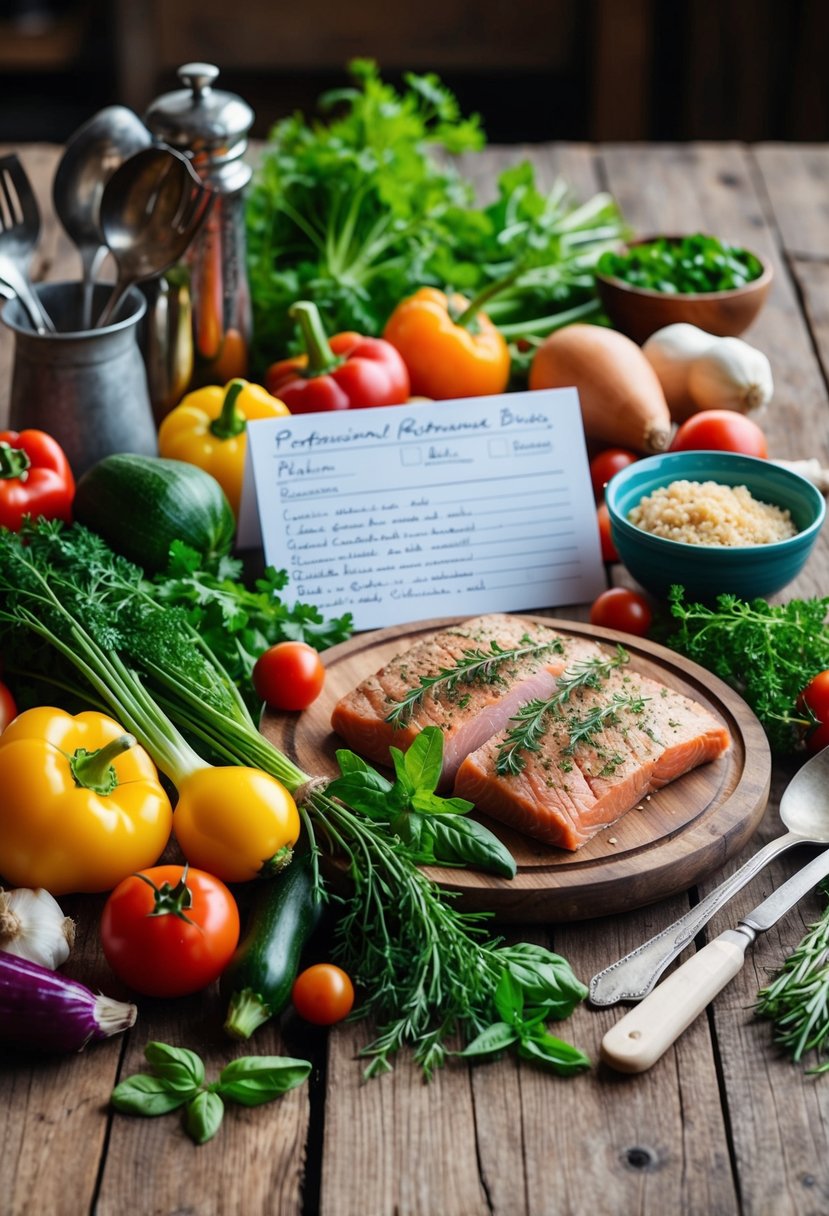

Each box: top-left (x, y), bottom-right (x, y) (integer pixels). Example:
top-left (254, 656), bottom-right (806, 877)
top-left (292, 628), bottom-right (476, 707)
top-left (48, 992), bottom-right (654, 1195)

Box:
top-left (327, 726), bottom-right (516, 878)
top-left (597, 232), bottom-right (763, 294)
top-left (662, 586), bottom-right (829, 754)
top-left (495, 646), bottom-right (630, 775)
top-left (111, 1043), bottom-right (311, 1145)
top-left (755, 881), bottom-right (829, 1073)
top-left (385, 634), bottom-right (564, 726)
top-left (460, 969), bottom-right (590, 1075)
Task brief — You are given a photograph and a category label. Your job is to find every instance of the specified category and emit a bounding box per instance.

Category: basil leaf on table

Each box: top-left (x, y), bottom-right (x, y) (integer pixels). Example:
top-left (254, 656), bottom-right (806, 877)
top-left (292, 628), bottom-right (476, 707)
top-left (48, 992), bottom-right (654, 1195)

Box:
top-left (217, 1056), bottom-right (313, 1105)
top-left (185, 1090), bottom-right (225, 1144)
top-left (499, 943), bottom-right (588, 1015)
top-left (144, 1041), bottom-right (205, 1091)
top-left (460, 1022), bottom-right (520, 1059)
top-left (517, 1034), bottom-right (591, 1076)
top-left (110, 1073), bottom-right (196, 1117)
top-left (494, 968), bottom-right (524, 1023)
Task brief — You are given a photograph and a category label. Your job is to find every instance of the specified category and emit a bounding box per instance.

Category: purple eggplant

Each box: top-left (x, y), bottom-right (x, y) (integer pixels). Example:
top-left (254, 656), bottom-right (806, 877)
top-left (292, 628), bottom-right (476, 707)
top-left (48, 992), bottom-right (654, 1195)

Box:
top-left (0, 950), bottom-right (136, 1052)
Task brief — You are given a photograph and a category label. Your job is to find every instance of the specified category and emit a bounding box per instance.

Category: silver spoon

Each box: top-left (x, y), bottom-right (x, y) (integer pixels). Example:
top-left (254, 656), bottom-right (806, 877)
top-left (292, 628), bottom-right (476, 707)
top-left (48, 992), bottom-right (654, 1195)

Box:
top-left (95, 146), bottom-right (211, 329)
top-left (590, 744), bottom-right (829, 1006)
top-left (52, 106), bottom-right (151, 330)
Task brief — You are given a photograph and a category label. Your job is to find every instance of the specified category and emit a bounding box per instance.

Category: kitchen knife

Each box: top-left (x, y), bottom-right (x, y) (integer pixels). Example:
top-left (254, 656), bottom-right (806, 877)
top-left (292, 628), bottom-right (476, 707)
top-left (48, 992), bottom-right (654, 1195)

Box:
top-left (600, 846), bottom-right (829, 1073)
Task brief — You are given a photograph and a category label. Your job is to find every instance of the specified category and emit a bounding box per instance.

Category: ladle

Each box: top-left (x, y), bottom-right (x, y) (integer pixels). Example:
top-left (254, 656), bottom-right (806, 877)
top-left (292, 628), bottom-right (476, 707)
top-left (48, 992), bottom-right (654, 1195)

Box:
top-left (95, 146), bottom-right (211, 329)
top-left (590, 744), bottom-right (829, 1006)
top-left (52, 105), bottom-right (151, 329)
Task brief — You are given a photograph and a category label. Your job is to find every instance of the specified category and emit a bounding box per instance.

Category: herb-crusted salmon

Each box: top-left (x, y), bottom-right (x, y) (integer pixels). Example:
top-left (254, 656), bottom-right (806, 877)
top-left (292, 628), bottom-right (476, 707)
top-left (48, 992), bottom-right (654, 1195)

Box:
top-left (454, 662), bottom-right (731, 850)
top-left (331, 614), bottom-right (605, 785)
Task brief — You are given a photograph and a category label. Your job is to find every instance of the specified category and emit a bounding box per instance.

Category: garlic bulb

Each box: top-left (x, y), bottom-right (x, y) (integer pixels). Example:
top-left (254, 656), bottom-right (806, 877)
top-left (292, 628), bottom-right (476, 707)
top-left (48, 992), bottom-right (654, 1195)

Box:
top-left (642, 323), bottom-right (713, 419)
top-left (643, 324), bottom-right (774, 422)
top-left (0, 887), bottom-right (75, 970)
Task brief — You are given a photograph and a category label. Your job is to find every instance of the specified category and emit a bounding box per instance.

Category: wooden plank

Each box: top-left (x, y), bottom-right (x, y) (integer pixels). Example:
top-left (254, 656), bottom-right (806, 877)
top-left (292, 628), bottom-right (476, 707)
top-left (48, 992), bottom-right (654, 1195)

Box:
top-left (753, 144), bottom-right (829, 261)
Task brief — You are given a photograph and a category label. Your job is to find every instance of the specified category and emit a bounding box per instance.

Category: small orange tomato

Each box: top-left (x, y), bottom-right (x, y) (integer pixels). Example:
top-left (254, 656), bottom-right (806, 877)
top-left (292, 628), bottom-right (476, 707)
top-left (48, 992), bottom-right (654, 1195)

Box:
top-left (291, 963), bottom-right (355, 1026)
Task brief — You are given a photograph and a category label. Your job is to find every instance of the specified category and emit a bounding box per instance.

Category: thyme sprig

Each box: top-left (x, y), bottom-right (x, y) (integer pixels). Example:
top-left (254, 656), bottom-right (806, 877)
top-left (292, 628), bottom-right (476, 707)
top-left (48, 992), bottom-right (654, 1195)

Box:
top-left (562, 693), bottom-right (649, 756)
top-left (495, 646), bottom-right (629, 775)
top-left (385, 634), bottom-right (564, 726)
top-left (755, 880), bottom-right (829, 1072)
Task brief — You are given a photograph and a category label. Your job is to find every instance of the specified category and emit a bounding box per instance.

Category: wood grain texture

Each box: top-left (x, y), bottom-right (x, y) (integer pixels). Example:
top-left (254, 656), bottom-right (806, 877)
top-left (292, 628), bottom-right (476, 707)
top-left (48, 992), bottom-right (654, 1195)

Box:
top-left (262, 615), bottom-right (770, 922)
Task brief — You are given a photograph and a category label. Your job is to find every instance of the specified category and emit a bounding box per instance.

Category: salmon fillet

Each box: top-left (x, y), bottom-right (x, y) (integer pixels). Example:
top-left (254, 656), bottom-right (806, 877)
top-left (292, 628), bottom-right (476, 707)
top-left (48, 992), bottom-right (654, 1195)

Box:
top-left (454, 663), bottom-right (730, 850)
top-left (331, 614), bottom-right (605, 785)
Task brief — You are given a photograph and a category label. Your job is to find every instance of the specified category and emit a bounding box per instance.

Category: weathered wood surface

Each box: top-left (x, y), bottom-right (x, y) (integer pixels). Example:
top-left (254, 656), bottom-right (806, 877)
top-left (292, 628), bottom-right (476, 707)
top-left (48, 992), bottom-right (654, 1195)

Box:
top-left (0, 141), bottom-right (828, 1216)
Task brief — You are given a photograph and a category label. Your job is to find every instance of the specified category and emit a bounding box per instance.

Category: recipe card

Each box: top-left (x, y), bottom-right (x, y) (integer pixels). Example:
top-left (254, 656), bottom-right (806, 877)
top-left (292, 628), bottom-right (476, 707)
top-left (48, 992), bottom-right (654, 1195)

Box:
top-left (238, 389), bottom-right (605, 631)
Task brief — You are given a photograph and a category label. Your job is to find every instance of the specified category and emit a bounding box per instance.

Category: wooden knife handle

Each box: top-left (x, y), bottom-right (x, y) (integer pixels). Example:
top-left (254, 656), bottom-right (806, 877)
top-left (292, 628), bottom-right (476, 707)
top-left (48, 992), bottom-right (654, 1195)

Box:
top-left (600, 930), bottom-right (750, 1073)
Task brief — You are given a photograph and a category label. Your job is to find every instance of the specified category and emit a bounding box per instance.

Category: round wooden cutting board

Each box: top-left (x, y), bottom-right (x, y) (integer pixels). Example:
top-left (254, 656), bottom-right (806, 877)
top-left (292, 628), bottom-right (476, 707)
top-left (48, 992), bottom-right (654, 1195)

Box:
top-left (260, 615), bottom-right (771, 922)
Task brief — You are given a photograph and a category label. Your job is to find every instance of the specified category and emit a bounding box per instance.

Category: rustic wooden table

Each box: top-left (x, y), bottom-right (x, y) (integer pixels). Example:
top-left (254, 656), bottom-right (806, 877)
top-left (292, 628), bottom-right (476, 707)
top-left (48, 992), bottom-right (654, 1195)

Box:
top-left (1, 141), bottom-right (829, 1216)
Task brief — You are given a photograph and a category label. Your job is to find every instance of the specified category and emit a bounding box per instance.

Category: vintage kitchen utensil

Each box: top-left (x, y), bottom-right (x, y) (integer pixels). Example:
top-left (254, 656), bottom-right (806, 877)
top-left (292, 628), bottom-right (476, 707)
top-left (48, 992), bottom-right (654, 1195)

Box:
top-left (52, 105), bottom-right (152, 329)
top-left (601, 843), bottom-right (829, 1073)
top-left (95, 146), bottom-right (211, 329)
top-left (0, 154), bottom-right (56, 335)
top-left (590, 744), bottom-right (829, 1006)
top-left (2, 281), bottom-right (157, 477)
top-left (144, 63), bottom-right (254, 388)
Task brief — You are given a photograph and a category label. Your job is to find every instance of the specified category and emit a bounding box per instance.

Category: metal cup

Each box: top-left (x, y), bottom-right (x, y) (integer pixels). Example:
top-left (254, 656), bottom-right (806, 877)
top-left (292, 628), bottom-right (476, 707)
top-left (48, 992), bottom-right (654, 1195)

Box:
top-left (1, 281), bottom-right (158, 478)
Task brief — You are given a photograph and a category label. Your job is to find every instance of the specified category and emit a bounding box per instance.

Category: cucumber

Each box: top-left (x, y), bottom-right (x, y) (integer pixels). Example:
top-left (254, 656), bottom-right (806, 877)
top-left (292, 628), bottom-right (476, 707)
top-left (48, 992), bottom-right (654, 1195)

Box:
top-left (73, 453), bottom-right (236, 573)
top-left (222, 856), bottom-right (323, 1040)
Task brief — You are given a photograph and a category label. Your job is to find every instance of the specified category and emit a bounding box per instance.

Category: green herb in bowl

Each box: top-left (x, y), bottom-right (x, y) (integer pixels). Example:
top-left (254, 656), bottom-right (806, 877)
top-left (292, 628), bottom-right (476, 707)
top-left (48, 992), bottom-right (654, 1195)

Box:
top-left (597, 234), bottom-right (764, 295)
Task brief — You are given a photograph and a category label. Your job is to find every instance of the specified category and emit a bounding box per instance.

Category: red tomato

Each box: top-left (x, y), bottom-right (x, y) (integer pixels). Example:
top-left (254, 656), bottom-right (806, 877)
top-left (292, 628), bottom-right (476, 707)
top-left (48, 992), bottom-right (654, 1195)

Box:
top-left (589, 587), bottom-right (653, 637)
top-left (590, 448), bottom-right (638, 500)
top-left (253, 641), bottom-right (325, 711)
top-left (100, 865), bottom-right (240, 997)
top-left (596, 502), bottom-right (618, 562)
top-left (0, 680), bottom-right (17, 733)
top-left (800, 670), bottom-right (829, 752)
top-left (669, 410), bottom-right (768, 458)
top-left (291, 963), bottom-right (355, 1026)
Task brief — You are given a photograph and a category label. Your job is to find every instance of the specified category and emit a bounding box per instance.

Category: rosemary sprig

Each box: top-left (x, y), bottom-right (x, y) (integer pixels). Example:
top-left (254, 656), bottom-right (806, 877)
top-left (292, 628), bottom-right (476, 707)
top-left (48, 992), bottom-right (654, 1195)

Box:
top-left (562, 693), bottom-right (648, 756)
top-left (495, 646), bottom-right (629, 775)
top-left (755, 881), bottom-right (829, 1072)
top-left (385, 634), bottom-right (564, 726)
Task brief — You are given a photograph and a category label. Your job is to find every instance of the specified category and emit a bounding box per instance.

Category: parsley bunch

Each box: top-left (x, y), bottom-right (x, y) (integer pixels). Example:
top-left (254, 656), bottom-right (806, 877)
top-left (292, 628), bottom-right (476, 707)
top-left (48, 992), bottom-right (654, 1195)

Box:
top-left (662, 586), bottom-right (829, 753)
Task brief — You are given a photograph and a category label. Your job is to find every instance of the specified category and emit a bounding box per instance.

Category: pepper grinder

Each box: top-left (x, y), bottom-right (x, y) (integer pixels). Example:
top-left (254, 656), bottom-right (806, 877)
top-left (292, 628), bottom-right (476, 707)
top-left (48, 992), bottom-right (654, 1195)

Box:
top-left (144, 63), bottom-right (254, 404)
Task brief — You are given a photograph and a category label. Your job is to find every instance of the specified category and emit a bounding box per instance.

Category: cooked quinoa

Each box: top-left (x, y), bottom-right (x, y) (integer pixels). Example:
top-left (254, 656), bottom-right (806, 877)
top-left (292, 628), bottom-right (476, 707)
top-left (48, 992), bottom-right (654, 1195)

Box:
top-left (628, 479), bottom-right (797, 546)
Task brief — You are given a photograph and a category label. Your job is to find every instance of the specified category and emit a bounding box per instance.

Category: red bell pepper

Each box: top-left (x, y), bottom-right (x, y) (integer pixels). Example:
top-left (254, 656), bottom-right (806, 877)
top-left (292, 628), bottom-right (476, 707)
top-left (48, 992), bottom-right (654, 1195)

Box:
top-left (264, 301), bottom-right (410, 413)
top-left (0, 429), bottom-right (75, 531)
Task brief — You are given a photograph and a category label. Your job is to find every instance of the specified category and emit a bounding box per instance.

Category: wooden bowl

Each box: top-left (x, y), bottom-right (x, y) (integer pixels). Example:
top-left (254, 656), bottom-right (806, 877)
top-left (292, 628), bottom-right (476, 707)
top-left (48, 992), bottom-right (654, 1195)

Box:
top-left (596, 236), bottom-right (773, 344)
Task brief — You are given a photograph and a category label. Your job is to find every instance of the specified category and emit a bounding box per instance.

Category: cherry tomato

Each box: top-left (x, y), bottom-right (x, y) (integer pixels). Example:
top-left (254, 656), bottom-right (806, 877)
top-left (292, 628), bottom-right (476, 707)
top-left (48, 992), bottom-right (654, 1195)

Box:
top-left (252, 641), bottom-right (325, 711)
top-left (596, 502), bottom-right (618, 562)
top-left (291, 963), bottom-right (355, 1026)
top-left (669, 410), bottom-right (768, 458)
top-left (0, 679), bottom-right (17, 733)
top-left (589, 587), bottom-right (653, 637)
top-left (800, 670), bottom-right (829, 752)
top-left (100, 865), bottom-right (240, 997)
top-left (590, 448), bottom-right (638, 500)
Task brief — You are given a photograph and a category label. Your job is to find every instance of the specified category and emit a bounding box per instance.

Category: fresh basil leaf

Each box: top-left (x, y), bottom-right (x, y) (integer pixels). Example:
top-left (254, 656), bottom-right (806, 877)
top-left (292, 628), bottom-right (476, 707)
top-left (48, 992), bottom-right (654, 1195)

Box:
top-left (110, 1073), bottom-right (195, 1117)
top-left (391, 810), bottom-right (424, 851)
top-left (334, 749), bottom-right (390, 782)
top-left (429, 815), bottom-right (517, 878)
top-left (144, 1042), bottom-right (205, 1091)
top-left (389, 746), bottom-right (414, 794)
top-left (518, 1034), bottom-right (591, 1075)
top-left (410, 789), bottom-right (473, 816)
top-left (460, 1022), bottom-right (519, 1058)
top-left (494, 968), bottom-right (523, 1023)
top-left (185, 1090), bottom-right (225, 1144)
top-left (217, 1056), bottom-right (312, 1106)
top-left (401, 726), bottom-right (443, 792)
top-left (326, 772), bottom-right (396, 819)
top-left (500, 943), bottom-right (588, 1014)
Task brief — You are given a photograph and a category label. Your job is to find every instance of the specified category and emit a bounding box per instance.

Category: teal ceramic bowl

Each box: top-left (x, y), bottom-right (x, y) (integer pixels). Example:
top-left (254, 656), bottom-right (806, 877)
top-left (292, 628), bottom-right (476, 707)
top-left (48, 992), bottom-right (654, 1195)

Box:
top-left (604, 451), bottom-right (825, 601)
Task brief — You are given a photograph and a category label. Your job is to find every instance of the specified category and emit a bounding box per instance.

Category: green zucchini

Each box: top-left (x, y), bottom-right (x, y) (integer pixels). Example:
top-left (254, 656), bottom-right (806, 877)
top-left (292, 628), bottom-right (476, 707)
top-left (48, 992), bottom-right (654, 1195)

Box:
top-left (222, 856), bottom-right (323, 1040)
top-left (73, 453), bottom-right (236, 573)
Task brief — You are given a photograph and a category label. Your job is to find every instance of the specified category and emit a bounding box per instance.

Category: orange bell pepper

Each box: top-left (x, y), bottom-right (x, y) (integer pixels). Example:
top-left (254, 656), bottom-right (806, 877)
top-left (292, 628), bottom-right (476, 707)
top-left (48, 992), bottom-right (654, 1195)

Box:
top-left (383, 287), bottom-right (511, 399)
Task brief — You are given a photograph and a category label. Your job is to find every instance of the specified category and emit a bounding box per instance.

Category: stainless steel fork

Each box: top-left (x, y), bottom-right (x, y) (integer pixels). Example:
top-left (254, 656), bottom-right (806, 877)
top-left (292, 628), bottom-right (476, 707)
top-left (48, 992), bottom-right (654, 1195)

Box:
top-left (0, 154), bottom-right (56, 334)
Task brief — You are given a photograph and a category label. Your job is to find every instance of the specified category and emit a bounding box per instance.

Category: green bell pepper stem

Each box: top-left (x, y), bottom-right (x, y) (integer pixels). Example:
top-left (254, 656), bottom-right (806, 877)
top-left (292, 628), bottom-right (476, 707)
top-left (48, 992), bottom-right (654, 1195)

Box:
top-left (69, 733), bottom-right (136, 795)
top-left (209, 380), bottom-right (248, 440)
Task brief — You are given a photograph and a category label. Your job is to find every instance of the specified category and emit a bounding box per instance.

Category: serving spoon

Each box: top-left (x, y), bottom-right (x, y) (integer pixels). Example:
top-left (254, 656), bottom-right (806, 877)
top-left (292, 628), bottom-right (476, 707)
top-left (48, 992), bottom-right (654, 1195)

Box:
top-left (52, 106), bottom-right (151, 329)
top-left (590, 744), bottom-right (829, 1006)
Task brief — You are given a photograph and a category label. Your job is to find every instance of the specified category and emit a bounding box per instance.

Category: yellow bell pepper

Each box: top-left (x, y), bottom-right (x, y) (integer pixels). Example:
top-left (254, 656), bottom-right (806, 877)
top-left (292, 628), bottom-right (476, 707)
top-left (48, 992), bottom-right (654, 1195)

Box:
top-left (157, 378), bottom-right (289, 518)
top-left (0, 707), bottom-right (173, 896)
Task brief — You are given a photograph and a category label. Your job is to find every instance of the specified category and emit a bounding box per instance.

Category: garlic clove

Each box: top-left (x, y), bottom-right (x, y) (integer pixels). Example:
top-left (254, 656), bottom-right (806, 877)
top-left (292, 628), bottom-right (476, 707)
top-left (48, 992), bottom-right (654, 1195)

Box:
top-left (0, 887), bottom-right (75, 970)
top-left (642, 324), bottom-right (717, 421)
top-left (687, 337), bottom-right (773, 415)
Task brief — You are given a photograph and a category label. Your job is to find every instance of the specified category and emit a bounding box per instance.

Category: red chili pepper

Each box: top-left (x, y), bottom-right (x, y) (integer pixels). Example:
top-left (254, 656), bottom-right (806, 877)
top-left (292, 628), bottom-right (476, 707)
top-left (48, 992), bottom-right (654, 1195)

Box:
top-left (0, 429), bottom-right (75, 531)
top-left (264, 301), bottom-right (410, 413)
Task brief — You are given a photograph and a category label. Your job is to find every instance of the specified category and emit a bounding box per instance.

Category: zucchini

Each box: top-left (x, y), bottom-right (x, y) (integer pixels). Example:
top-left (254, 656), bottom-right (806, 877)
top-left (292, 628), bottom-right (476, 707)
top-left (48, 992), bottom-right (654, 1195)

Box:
top-left (222, 856), bottom-right (323, 1039)
top-left (73, 453), bottom-right (235, 573)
